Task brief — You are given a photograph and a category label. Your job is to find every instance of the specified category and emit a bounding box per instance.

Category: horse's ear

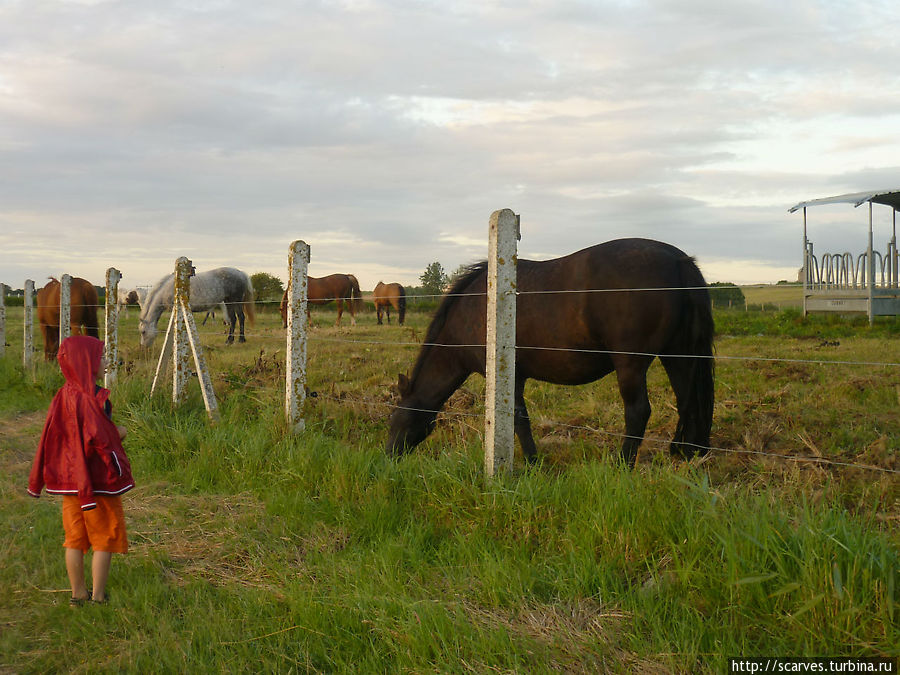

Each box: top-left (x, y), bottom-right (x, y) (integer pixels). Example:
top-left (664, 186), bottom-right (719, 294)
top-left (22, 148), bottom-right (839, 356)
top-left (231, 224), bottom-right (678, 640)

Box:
top-left (397, 373), bottom-right (410, 397)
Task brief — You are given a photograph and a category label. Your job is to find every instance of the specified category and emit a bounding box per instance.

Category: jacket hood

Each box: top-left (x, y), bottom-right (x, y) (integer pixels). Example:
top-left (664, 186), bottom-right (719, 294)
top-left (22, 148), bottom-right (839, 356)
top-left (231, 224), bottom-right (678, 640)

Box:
top-left (58, 336), bottom-right (105, 399)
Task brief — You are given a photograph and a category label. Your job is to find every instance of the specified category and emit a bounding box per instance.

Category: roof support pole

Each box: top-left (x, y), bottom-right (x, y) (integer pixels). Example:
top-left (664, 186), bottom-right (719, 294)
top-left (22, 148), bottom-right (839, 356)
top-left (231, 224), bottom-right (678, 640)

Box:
top-left (892, 209), bottom-right (897, 289)
top-left (802, 207), bottom-right (808, 317)
top-left (868, 201), bottom-right (874, 325)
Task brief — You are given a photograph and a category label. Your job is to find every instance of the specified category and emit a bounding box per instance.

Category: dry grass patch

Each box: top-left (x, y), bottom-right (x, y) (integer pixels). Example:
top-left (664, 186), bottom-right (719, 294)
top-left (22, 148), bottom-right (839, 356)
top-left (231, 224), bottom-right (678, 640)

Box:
top-left (127, 486), bottom-right (280, 593)
top-left (461, 597), bottom-right (665, 674)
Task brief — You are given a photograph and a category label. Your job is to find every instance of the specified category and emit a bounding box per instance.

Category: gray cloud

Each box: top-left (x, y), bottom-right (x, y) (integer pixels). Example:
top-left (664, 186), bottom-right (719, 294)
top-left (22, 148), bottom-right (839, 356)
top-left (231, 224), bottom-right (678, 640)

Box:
top-left (1, 0), bottom-right (898, 290)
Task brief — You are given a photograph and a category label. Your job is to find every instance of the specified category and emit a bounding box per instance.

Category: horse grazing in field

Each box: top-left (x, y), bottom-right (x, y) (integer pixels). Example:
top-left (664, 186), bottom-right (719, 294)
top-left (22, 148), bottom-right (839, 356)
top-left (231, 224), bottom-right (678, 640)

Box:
top-left (279, 273), bottom-right (364, 328)
top-left (117, 287), bottom-right (147, 317)
top-left (373, 281), bottom-right (406, 325)
top-left (139, 267), bottom-right (255, 348)
top-left (37, 277), bottom-right (100, 360)
top-left (386, 238), bottom-right (715, 468)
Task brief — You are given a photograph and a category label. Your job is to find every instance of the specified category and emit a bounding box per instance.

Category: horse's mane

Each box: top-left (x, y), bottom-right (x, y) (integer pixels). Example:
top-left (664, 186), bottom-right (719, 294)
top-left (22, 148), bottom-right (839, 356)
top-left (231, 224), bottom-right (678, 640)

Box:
top-left (140, 273), bottom-right (174, 322)
top-left (409, 261), bottom-right (487, 385)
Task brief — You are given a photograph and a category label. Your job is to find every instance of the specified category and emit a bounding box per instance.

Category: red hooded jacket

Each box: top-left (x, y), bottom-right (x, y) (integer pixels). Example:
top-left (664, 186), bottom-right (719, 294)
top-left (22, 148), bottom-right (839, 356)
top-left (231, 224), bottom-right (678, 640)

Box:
top-left (28, 336), bottom-right (134, 510)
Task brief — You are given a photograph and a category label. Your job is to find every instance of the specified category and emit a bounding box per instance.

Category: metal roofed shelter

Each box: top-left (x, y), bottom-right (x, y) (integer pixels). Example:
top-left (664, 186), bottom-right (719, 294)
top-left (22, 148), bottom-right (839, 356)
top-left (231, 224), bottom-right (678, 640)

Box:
top-left (789, 189), bottom-right (900, 324)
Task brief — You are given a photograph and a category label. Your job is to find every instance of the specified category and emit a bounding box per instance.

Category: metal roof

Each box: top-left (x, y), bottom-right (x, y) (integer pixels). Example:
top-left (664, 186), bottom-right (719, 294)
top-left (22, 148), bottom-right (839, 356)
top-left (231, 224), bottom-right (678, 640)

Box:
top-left (788, 189), bottom-right (900, 213)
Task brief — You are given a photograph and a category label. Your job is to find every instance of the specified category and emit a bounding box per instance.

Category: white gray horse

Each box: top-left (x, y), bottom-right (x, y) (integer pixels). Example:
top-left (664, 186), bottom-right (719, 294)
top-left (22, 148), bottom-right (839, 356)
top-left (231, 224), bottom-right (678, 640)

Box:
top-left (139, 267), bottom-right (255, 348)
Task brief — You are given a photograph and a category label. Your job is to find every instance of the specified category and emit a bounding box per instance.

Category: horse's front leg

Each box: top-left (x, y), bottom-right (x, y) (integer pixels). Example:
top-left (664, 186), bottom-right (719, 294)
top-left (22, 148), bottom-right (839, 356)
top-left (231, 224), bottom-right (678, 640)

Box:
top-left (514, 379), bottom-right (538, 464)
top-left (376, 305), bottom-right (383, 325)
top-left (335, 300), bottom-right (343, 327)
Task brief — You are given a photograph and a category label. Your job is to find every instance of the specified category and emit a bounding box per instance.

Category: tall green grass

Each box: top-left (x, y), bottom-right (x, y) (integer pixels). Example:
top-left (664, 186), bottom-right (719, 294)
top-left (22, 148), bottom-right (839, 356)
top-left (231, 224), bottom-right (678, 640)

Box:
top-left (1, 307), bottom-right (897, 672)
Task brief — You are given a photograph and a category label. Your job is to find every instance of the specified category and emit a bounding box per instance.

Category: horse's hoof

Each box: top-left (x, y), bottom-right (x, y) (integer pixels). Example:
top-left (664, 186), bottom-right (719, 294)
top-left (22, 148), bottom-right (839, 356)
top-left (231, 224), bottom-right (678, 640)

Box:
top-left (238, 337), bottom-right (246, 343)
top-left (225, 338), bottom-right (234, 345)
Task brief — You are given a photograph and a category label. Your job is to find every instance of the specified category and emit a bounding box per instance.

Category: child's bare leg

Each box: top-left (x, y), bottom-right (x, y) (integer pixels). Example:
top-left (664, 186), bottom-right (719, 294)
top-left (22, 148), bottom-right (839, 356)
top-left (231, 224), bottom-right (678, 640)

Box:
top-left (91, 551), bottom-right (112, 602)
top-left (65, 548), bottom-right (89, 600)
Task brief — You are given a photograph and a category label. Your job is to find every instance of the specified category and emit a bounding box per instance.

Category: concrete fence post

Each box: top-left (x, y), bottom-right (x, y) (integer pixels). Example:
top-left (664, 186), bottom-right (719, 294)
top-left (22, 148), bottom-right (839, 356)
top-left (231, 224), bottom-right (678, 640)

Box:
top-left (286, 240), bottom-right (310, 433)
top-left (60, 274), bottom-right (72, 343)
top-left (484, 209), bottom-right (519, 477)
top-left (173, 257), bottom-right (193, 404)
top-left (0, 283), bottom-right (6, 358)
top-left (24, 280), bottom-right (34, 368)
top-left (104, 268), bottom-right (122, 388)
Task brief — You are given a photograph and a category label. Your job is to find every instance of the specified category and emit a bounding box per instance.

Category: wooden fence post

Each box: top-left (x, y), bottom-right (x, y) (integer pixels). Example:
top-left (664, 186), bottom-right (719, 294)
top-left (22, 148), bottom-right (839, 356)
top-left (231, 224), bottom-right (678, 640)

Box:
top-left (60, 274), bottom-right (72, 344)
top-left (104, 268), bottom-right (121, 387)
top-left (286, 240), bottom-right (310, 433)
top-left (24, 280), bottom-right (34, 368)
top-left (485, 209), bottom-right (519, 476)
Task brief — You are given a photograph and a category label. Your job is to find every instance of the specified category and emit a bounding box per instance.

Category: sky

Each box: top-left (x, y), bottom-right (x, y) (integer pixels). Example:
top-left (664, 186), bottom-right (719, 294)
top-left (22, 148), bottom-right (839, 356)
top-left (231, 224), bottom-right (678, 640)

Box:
top-left (1, 0), bottom-right (899, 294)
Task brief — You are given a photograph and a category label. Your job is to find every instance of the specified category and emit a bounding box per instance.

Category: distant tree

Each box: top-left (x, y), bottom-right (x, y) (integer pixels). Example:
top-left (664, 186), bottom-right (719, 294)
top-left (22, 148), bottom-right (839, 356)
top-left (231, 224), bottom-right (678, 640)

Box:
top-left (250, 272), bottom-right (285, 302)
top-left (419, 262), bottom-right (449, 298)
top-left (708, 282), bottom-right (745, 309)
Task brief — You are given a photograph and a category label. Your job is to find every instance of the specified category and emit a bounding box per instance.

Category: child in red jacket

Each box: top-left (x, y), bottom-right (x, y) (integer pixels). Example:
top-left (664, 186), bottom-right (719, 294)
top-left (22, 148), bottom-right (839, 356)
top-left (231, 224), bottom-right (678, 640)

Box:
top-left (28, 335), bottom-right (134, 605)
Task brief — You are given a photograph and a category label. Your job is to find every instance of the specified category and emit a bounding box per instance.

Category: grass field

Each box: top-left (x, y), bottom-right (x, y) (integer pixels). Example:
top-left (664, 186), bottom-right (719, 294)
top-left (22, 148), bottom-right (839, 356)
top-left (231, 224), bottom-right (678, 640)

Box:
top-left (741, 284), bottom-right (802, 309)
top-left (1, 303), bottom-right (897, 673)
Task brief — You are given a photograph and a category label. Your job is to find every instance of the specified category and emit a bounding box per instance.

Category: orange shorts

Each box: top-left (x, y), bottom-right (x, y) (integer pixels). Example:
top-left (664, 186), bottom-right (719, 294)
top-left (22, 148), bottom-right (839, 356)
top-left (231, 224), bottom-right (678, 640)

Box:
top-left (62, 495), bottom-right (128, 554)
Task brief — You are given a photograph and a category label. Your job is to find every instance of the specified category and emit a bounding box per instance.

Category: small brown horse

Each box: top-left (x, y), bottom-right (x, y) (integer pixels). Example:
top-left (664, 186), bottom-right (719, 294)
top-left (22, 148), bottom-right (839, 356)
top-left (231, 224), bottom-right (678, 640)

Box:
top-left (280, 274), bottom-right (364, 327)
top-left (36, 277), bottom-right (100, 360)
top-left (373, 281), bottom-right (406, 325)
top-left (386, 238), bottom-right (715, 468)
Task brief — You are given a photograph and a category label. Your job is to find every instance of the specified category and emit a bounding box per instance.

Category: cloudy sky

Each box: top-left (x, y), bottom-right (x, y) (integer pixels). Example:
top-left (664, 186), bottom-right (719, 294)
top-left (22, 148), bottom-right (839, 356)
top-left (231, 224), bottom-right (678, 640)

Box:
top-left (2, 0), bottom-right (899, 293)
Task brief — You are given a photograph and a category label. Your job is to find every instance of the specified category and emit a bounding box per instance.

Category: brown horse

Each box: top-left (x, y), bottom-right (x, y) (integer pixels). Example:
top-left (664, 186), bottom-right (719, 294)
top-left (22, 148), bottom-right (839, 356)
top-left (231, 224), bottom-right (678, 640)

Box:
top-left (386, 238), bottom-right (715, 468)
top-left (373, 281), bottom-right (406, 325)
top-left (280, 274), bottom-right (364, 327)
top-left (36, 277), bottom-right (100, 360)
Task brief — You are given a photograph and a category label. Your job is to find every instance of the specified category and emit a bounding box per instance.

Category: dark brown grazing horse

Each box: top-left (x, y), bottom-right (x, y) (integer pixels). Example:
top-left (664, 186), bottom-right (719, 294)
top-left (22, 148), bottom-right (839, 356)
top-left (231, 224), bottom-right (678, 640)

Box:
top-left (36, 277), bottom-right (100, 360)
top-left (386, 238), bottom-right (715, 467)
top-left (280, 274), bottom-right (364, 328)
top-left (373, 281), bottom-right (406, 325)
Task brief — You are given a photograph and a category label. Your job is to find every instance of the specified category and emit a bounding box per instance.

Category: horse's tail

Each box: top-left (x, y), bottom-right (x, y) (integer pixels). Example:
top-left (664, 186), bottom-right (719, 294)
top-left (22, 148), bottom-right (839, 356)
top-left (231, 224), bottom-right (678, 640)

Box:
top-left (279, 288), bottom-right (289, 329)
top-left (76, 279), bottom-right (100, 339)
top-left (668, 256), bottom-right (715, 459)
top-left (397, 284), bottom-right (406, 325)
top-left (243, 277), bottom-right (256, 326)
top-left (348, 275), bottom-right (364, 313)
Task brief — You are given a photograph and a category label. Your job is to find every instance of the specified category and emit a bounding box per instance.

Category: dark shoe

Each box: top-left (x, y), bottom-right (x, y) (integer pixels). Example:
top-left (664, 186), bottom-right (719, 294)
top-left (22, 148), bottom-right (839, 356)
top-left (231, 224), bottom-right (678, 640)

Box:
top-left (69, 596), bottom-right (88, 607)
top-left (89, 591), bottom-right (109, 605)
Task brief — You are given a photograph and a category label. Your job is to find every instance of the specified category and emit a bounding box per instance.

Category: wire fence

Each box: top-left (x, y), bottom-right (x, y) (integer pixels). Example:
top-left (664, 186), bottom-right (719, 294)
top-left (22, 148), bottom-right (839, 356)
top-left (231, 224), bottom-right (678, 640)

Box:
top-left (5, 283), bottom-right (898, 475)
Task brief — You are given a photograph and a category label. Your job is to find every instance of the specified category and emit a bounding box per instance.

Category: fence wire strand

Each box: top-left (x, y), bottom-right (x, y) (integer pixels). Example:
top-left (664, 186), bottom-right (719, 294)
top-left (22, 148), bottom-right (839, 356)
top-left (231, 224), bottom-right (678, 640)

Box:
top-left (7, 282), bottom-right (899, 476)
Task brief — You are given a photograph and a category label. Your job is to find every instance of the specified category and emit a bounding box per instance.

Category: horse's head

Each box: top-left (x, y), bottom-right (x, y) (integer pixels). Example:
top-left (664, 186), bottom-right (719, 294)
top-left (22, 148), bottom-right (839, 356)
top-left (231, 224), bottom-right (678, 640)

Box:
top-left (138, 318), bottom-right (157, 348)
top-left (385, 373), bottom-right (438, 456)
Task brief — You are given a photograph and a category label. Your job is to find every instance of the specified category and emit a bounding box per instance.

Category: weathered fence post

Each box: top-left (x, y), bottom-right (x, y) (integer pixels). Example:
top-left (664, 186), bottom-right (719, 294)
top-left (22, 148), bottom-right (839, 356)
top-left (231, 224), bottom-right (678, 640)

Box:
top-left (152, 257), bottom-right (219, 421)
top-left (24, 280), bottom-right (34, 368)
top-left (60, 274), bottom-right (72, 343)
top-left (173, 257), bottom-right (193, 404)
top-left (179, 290), bottom-right (220, 422)
top-left (150, 310), bottom-right (176, 395)
top-left (0, 283), bottom-right (6, 358)
top-left (104, 268), bottom-right (121, 388)
top-left (485, 209), bottom-right (519, 477)
top-left (286, 240), bottom-right (310, 433)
